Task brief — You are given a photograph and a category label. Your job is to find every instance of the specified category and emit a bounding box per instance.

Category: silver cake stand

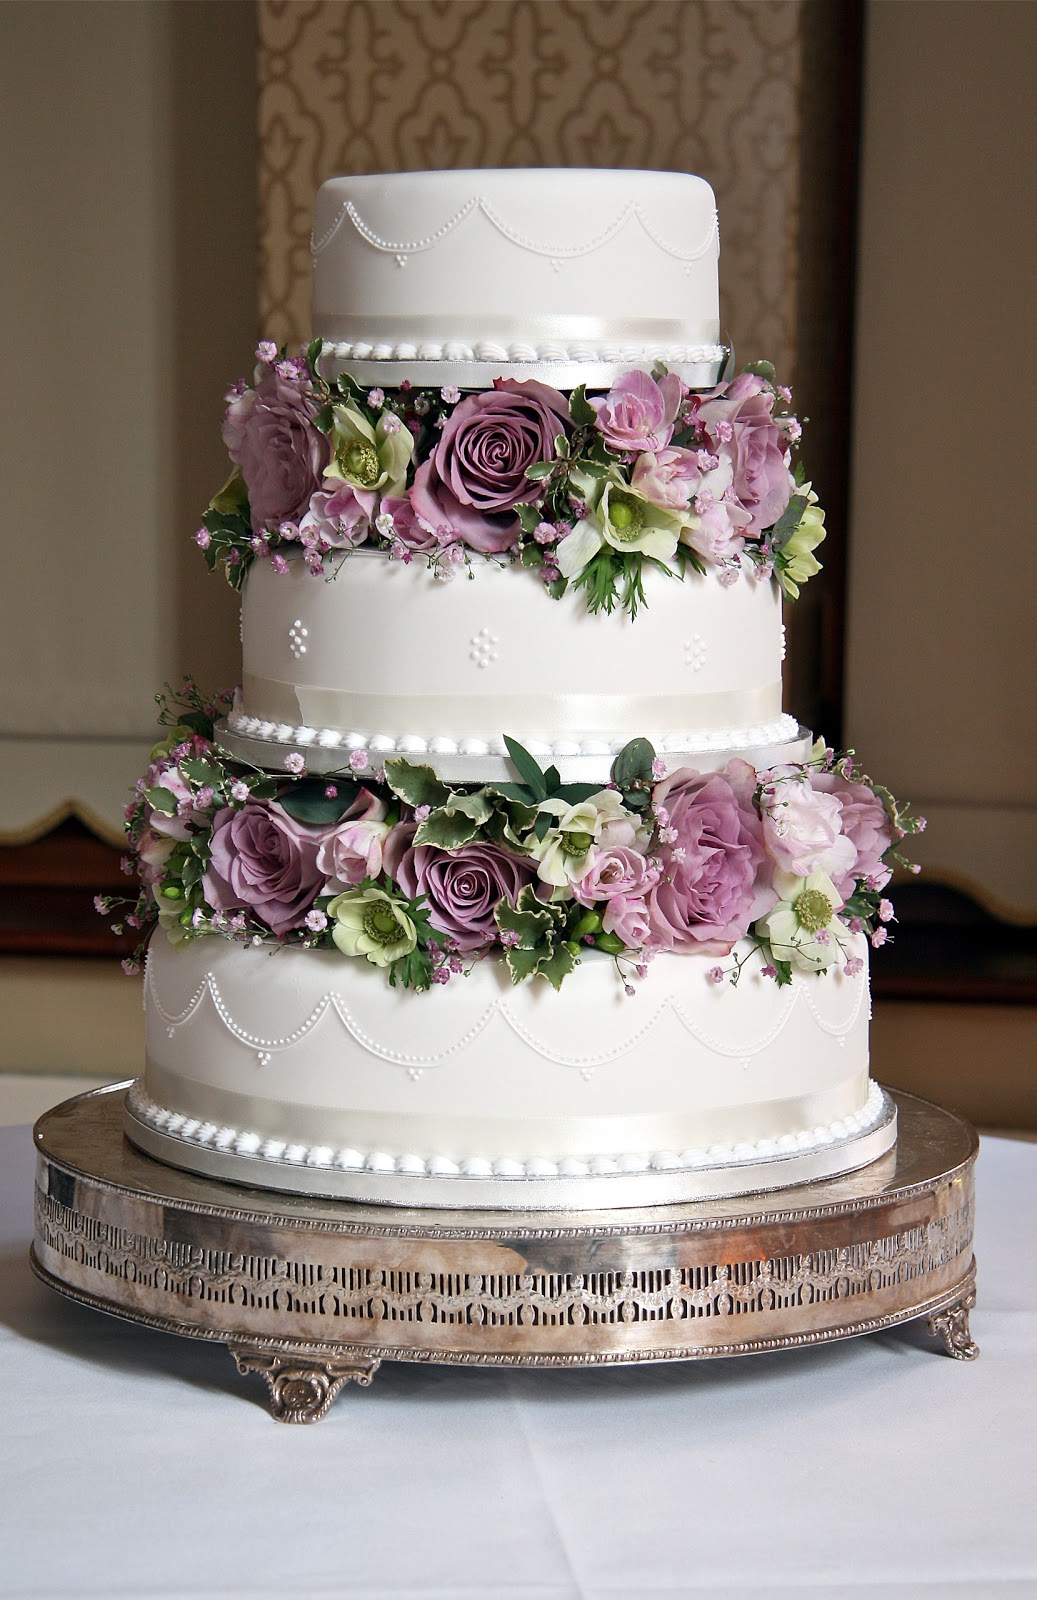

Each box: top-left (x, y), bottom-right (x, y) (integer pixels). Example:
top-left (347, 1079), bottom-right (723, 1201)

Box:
top-left (31, 1085), bottom-right (979, 1423)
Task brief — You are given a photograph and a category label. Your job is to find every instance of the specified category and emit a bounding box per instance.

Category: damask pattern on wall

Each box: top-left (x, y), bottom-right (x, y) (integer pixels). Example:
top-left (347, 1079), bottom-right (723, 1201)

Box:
top-left (257, 0), bottom-right (804, 374)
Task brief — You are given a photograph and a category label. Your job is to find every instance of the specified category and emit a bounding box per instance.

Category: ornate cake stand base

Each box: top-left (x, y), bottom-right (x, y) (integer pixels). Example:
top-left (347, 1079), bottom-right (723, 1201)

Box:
top-left (31, 1085), bottom-right (978, 1423)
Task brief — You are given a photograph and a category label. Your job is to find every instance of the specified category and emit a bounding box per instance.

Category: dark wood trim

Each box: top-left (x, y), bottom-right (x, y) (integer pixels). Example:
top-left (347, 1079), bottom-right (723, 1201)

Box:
top-left (794, 0), bottom-right (865, 748)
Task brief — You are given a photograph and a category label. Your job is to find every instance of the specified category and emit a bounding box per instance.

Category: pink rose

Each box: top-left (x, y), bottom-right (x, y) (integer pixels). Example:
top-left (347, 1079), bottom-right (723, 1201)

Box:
top-left (297, 481), bottom-right (372, 550)
top-left (574, 846), bottom-right (660, 907)
top-left (410, 378), bottom-right (570, 553)
top-left (646, 760), bottom-right (774, 955)
top-left (223, 367), bottom-right (330, 533)
top-left (760, 770), bottom-right (857, 883)
top-left (811, 771), bottom-right (893, 899)
top-left (203, 800), bottom-right (325, 936)
top-left (592, 369), bottom-right (683, 454)
top-left (316, 789), bottom-right (390, 893)
top-left (602, 894), bottom-right (654, 948)
top-left (382, 495), bottom-right (458, 557)
top-left (384, 826), bottom-right (535, 951)
top-left (631, 446), bottom-right (701, 510)
top-left (696, 372), bottom-right (793, 536)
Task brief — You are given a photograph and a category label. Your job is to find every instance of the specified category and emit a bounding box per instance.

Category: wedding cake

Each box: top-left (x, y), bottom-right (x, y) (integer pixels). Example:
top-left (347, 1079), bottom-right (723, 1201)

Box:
top-left (109, 170), bottom-right (921, 1209)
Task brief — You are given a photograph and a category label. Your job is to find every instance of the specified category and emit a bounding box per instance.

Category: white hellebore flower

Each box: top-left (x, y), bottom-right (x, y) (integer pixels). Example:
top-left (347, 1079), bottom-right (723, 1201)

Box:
top-left (327, 886), bottom-right (416, 967)
top-left (757, 868), bottom-right (844, 974)
top-left (528, 789), bottom-right (631, 891)
top-left (555, 468), bottom-right (686, 581)
top-left (326, 401), bottom-right (413, 498)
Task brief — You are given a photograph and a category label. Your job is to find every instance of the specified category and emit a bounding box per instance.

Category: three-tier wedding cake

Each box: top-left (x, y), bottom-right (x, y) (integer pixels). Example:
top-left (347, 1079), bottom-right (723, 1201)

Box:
top-left (110, 170), bottom-right (921, 1209)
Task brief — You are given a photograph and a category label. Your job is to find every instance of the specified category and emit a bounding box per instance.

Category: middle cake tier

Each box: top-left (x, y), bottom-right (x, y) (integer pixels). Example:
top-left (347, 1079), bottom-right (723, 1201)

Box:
top-left (223, 552), bottom-right (806, 783)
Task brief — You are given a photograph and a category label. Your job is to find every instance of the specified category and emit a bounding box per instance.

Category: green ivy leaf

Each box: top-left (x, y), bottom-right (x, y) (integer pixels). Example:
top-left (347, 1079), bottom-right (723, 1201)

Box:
top-left (306, 338), bottom-right (323, 370)
top-left (745, 359), bottom-right (776, 382)
top-left (314, 402), bottom-right (334, 434)
top-left (383, 758), bottom-right (450, 809)
top-left (524, 461), bottom-right (555, 482)
top-left (568, 385), bottom-right (597, 427)
top-left (504, 944), bottom-right (542, 984)
top-left (181, 853), bottom-right (203, 889)
top-left (145, 786), bottom-right (178, 816)
top-left (180, 759), bottom-right (222, 787)
top-left (414, 810), bottom-right (480, 849)
top-left (503, 737), bottom-right (548, 801)
top-left (515, 501), bottom-right (542, 534)
top-left (537, 943), bottom-right (577, 990)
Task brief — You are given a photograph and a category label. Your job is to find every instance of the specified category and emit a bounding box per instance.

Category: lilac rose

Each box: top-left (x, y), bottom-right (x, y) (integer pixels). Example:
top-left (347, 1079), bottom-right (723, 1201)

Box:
top-left (695, 372), bottom-right (793, 536)
top-left (592, 369), bottom-right (683, 454)
top-left (223, 366), bottom-right (330, 533)
top-left (203, 800), bottom-right (325, 936)
top-left (811, 771), bottom-right (893, 898)
top-left (410, 378), bottom-right (570, 553)
top-left (384, 825), bottom-right (535, 951)
top-left (646, 760), bottom-right (775, 955)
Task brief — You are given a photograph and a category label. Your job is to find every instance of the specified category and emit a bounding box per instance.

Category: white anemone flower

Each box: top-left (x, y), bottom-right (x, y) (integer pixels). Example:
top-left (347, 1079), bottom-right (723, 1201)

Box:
top-left (528, 789), bottom-right (631, 891)
top-left (555, 469), bottom-right (687, 580)
top-left (757, 868), bottom-right (844, 973)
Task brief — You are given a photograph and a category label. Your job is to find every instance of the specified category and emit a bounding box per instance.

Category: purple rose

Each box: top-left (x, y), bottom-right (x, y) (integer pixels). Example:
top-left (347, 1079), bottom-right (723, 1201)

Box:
top-left (811, 771), bottom-right (893, 899)
top-left (384, 825), bottom-right (535, 951)
top-left (203, 800), bottom-right (325, 935)
top-left (696, 372), bottom-right (793, 536)
top-left (223, 367), bottom-right (330, 533)
top-left (592, 369), bottom-right (682, 454)
top-left (410, 378), bottom-right (570, 553)
top-left (646, 760), bottom-right (775, 955)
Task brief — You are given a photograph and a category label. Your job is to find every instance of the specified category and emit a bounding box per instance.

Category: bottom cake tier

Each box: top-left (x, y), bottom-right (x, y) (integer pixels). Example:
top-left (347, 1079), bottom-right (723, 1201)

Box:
top-left (126, 932), bottom-right (895, 1209)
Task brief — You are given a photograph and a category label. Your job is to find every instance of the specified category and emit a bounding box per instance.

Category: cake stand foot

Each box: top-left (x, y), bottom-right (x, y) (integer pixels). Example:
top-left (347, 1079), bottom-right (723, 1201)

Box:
top-left (229, 1345), bottom-right (381, 1422)
top-left (928, 1286), bottom-right (980, 1361)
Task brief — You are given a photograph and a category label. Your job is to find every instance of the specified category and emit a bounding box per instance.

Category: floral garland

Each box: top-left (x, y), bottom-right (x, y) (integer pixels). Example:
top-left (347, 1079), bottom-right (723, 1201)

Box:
top-left (99, 683), bottom-right (924, 993)
top-left (195, 342), bottom-right (826, 617)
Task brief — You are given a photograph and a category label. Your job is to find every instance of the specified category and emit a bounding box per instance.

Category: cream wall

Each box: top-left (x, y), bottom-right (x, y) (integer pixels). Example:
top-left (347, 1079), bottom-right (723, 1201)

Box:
top-left (0, 1), bottom-right (253, 843)
top-left (846, 0), bottom-right (1036, 918)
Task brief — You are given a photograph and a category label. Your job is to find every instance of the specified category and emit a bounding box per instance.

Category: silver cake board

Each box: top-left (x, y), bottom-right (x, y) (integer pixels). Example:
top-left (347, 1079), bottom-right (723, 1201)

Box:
top-left (31, 1085), bottom-right (978, 1423)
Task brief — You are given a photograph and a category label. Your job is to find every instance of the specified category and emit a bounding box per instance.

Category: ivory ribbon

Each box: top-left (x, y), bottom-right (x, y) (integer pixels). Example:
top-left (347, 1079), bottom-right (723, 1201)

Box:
top-left (242, 674), bottom-right (782, 740)
top-left (310, 311), bottom-right (719, 351)
top-left (143, 1063), bottom-right (867, 1162)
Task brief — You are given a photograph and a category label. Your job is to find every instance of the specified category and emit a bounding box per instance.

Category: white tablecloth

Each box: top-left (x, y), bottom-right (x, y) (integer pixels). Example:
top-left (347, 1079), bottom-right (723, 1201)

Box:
top-left (1, 1117), bottom-right (1035, 1600)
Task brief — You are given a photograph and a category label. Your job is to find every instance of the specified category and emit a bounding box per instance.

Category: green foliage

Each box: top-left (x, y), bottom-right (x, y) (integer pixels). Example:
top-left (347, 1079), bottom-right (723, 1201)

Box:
top-left (383, 759), bottom-right (450, 810)
top-left (144, 786), bottom-right (177, 815)
top-left (568, 384), bottom-right (597, 427)
top-left (278, 779), bottom-right (361, 826)
top-left (745, 359), bottom-right (776, 382)
top-left (494, 887), bottom-right (576, 990)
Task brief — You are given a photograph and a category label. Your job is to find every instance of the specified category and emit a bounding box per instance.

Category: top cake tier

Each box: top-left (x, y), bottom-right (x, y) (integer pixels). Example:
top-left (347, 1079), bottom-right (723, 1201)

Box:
top-left (311, 169), bottom-right (724, 387)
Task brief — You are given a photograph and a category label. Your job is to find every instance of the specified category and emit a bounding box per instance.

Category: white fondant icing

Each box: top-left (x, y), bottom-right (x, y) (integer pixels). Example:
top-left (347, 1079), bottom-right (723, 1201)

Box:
top-left (311, 171), bottom-right (721, 360)
top-left (139, 933), bottom-right (872, 1182)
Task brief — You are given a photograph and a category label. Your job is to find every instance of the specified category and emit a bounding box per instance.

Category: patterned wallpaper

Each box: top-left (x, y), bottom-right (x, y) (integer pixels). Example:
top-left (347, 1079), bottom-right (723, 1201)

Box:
top-left (258, 0), bottom-right (804, 372)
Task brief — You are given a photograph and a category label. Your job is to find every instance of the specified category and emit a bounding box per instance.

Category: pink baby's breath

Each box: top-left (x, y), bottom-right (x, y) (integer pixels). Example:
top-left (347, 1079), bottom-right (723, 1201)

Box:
top-left (844, 956), bottom-right (864, 977)
top-left (194, 528), bottom-right (211, 550)
top-left (348, 749), bottom-right (369, 772)
top-left (283, 752), bottom-right (305, 775)
top-left (878, 898), bottom-right (894, 922)
top-left (256, 340), bottom-right (277, 364)
top-left (707, 965), bottom-right (725, 984)
top-left (871, 926), bottom-right (888, 949)
top-left (304, 909), bottom-right (328, 933)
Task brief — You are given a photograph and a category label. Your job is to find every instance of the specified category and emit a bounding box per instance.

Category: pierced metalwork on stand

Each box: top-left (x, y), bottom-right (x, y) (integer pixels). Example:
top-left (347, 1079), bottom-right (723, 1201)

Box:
top-left (31, 1085), bottom-right (979, 1422)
